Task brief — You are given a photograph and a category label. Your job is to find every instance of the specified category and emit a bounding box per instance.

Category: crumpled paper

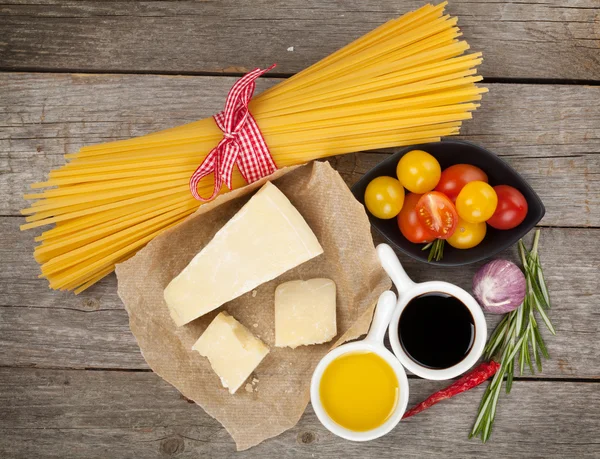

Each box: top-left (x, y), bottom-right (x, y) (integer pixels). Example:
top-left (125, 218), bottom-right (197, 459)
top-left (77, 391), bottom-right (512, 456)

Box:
top-left (115, 161), bottom-right (391, 450)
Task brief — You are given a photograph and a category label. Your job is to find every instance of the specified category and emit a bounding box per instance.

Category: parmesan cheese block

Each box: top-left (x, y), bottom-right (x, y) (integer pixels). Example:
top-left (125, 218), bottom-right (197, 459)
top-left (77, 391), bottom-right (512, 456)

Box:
top-left (164, 182), bottom-right (323, 326)
top-left (275, 278), bottom-right (337, 348)
top-left (192, 312), bottom-right (269, 394)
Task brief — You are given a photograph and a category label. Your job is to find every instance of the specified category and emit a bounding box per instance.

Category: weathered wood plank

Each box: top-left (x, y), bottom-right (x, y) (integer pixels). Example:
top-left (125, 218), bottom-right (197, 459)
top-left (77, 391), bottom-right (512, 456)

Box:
top-left (2, 215), bottom-right (599, 378)
top-left (0, 306), bottom-right (144, 369)
top-left (2, 73), bottom-right (600, 225)
top-left (0, 367), bottom-right (598, 458)
top-left (0, 0), bottom-right (598, 80)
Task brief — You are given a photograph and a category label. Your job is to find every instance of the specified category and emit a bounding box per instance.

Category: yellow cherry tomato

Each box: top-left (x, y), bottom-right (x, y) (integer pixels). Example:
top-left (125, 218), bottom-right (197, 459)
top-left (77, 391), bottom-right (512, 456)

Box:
top-left (456, 181), bottom-right (498, 223)
top-left (396, 150), bottom-right (441, 194)
top-left (447, 218), bottom-right (487, 249)
top-left (364, 176), bottom-right (405, 219)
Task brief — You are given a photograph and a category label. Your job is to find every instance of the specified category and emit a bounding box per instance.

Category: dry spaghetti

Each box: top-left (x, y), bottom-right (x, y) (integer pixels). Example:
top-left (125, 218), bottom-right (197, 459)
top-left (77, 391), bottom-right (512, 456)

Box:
top-left (22, 2), bottom-right (487, 292)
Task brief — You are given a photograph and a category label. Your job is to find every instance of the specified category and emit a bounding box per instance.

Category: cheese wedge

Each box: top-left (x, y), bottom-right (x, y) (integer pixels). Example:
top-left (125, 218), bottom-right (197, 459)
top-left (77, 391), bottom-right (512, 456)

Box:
top-left (275, 278), bottom-right (337, 348)
top-left (193, 312), bottom-right (269, 394)
top-left (164, 182), bottom-right (323, 326)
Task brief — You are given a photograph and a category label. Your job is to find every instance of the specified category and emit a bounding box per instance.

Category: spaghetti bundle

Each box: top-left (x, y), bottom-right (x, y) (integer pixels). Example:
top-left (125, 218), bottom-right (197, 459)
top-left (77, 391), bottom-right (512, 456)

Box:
top-left (22, 2), bottom-right (487, 293)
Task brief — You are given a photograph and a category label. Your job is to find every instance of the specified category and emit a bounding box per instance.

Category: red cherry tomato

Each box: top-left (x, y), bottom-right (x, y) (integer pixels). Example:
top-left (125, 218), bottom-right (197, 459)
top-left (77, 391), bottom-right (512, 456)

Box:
top-left (397, 193), bottom-right (437, 244)
top-left (435, 164), bottom-right (488, 202)
top-left (487, 185), bottom-right (528, 230)
top-left (416, 191), bottom-right (458, 239)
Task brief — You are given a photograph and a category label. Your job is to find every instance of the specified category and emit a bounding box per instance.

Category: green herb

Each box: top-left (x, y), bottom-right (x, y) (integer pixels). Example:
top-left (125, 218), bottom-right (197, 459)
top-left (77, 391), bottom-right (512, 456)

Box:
top-left (470, 229), bottom-right (555, 443)
top-left (423, 239), bottom-right (445, 262)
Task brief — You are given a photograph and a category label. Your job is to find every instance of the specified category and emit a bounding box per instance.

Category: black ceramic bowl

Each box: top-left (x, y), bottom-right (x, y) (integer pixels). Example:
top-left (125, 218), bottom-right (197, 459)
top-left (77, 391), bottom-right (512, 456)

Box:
top-left (351, 140), bottom-right (545, 266)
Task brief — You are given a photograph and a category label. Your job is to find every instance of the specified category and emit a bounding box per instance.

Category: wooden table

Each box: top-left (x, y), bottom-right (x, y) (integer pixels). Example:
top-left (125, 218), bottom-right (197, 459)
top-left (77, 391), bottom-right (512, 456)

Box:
top-left (1, 1), bottom-right (599, 457)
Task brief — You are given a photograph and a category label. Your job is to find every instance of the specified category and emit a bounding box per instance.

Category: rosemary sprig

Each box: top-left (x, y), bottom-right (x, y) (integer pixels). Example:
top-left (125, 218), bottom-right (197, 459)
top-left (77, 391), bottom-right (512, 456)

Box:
top-left (422, 239), bottom-right (445, 261)
top-left (470, 229), bottom-right (555, 443)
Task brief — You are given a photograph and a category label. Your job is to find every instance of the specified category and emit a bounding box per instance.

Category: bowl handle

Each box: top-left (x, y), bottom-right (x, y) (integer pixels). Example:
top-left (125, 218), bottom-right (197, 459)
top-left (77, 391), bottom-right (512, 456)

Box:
top-left (366, 290), bottom-right (397, 343)
top-left (377, 243), bottom-right (416, 295)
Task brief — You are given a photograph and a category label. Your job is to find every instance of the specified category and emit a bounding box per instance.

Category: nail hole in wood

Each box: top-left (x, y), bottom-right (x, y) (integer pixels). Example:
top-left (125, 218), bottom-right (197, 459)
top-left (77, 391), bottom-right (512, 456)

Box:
top-left (298, 431), bottom-right (316, 445)
top-left (159, 435), bottom-right (185, 456)
top-left (82, 298), bottom-right (99, 310)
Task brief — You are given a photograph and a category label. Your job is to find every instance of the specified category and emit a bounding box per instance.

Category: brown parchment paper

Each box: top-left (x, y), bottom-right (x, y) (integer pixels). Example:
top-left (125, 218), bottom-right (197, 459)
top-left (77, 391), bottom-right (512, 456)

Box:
top-left (115, 161), bottom-right (391, 451)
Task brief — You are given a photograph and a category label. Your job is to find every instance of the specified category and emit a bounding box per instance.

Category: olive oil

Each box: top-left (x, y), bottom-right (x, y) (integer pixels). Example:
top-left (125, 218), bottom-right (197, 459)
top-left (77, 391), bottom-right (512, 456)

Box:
top-left (319, 351), bottom-right (399, 431)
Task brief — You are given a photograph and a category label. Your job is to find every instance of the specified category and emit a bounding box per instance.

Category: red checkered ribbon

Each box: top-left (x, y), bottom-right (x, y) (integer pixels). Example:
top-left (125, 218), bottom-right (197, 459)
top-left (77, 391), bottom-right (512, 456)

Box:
top-left (189, 64), bottom-right (278, 201)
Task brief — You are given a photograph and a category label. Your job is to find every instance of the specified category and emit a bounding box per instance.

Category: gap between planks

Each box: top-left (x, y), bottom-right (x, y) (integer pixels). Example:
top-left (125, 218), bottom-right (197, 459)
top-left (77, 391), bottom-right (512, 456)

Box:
top-left (0, 364), bottom-right (598, 383)
top-left (1, 68), bottom-right (599, 86)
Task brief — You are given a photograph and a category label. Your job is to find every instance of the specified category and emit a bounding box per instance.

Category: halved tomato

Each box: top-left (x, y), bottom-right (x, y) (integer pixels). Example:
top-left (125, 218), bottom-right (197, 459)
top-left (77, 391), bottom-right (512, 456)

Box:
top-left (397, 193), bottom-right (436, 244)
top-left (416, 191), bottom-right (458, 239)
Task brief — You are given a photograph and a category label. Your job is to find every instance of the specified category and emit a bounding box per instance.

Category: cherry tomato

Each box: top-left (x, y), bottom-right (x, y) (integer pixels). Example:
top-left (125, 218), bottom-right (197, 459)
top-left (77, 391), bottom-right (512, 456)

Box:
top-left (396, 150), bottom-right (441, 194)
top-left (364, 176), bottom-right (405, 219)
top-left (397, 193), bottom-right (436, 243)
top-left (447, 218), bottom-right (487, 249)
top-left (487, 185), bottom-right (528, 230)
top-left (456, 181), bottom-right (498, 223)
top-left (416, 191), bottom-right (458, 239)
top-left (435, 164), bottom-right (488, 202)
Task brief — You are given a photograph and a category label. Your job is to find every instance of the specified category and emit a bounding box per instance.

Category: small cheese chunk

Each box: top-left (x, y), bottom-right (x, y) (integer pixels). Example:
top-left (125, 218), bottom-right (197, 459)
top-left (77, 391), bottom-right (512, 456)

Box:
top-left (164, 182), bottom-right (323, 326)
top-left (192, 312), bottom-right (269, 394)
top-left (275, 278), bottom-right (337, 348)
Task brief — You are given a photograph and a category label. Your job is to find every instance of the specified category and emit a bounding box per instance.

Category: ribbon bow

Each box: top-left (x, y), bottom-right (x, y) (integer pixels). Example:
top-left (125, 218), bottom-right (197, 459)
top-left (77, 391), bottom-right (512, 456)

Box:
top-left (189, 65), bottom-right (278, 201)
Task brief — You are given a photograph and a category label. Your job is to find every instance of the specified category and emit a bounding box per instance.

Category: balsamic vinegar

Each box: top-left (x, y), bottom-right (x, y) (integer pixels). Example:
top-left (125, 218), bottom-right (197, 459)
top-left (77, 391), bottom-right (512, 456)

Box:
top-left (399, 292), bottom-right (475, 369)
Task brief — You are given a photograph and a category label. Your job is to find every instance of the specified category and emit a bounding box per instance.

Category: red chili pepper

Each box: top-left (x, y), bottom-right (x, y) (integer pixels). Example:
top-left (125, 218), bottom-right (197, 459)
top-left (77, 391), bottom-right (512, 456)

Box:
top-left (402, 360), bottom-right (500, 419)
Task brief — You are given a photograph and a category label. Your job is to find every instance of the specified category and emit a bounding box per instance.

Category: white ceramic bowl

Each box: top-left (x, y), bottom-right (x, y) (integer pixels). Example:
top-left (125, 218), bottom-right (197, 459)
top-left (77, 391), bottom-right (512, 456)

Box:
top-left (377, 243), bottom-right (487, 380)
top-left (310, 291), bottom-right (409, 441)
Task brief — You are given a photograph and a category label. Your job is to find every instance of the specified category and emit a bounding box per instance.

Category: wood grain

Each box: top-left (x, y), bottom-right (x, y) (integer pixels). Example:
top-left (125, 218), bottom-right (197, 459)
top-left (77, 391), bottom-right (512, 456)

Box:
top-left (0, 0), bottom-right (598, 80)
top-left (1, 1), bottom-right (599, 455)
top-left (2, 216), bottom-right (598, 379)
top-left (2, 73), bottom-right (599, 225)
top-left (1, 367), bottom-right (598, 458)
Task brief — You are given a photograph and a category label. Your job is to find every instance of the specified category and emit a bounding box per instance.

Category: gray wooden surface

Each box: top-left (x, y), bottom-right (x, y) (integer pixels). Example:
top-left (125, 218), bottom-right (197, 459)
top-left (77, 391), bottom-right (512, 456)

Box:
top-left (2, 368), bottom-right (599, 459)
top-left (1, 0), bottom-right (598, 79)
top-left (1, 1), bottom-right (599, 458)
